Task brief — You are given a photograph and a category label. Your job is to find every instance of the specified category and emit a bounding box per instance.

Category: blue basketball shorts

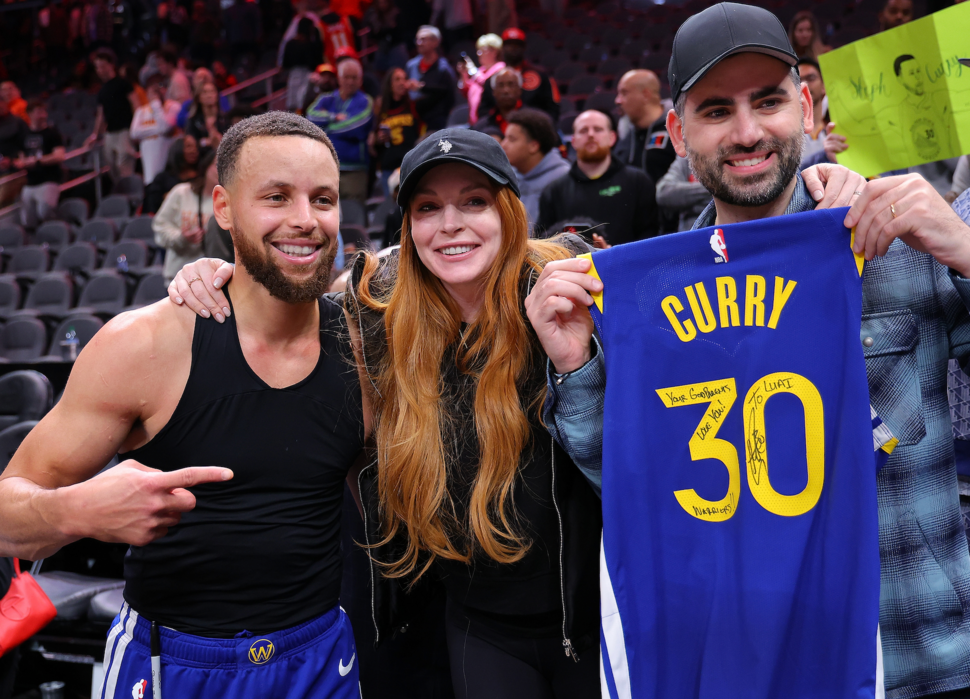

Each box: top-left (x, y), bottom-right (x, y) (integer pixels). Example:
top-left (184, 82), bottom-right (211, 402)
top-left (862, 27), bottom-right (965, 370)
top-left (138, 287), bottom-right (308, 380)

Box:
top-left (98, 602), bottom-right (360, 699)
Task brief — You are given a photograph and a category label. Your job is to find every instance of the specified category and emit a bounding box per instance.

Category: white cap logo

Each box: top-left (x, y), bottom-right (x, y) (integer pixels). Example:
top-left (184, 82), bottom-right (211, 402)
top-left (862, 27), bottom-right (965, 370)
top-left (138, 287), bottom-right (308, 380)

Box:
top-left (438, 139), bottom-right (453, 153)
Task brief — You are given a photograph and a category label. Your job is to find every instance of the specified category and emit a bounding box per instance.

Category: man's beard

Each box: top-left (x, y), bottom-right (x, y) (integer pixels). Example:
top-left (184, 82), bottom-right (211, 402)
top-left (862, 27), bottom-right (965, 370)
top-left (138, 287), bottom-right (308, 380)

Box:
top-left (685, 131), bottom-right (803, 208)
top-left (233, 228), bottom-right (337, 304)
top-left (577, 143), bottom-right (611, 164)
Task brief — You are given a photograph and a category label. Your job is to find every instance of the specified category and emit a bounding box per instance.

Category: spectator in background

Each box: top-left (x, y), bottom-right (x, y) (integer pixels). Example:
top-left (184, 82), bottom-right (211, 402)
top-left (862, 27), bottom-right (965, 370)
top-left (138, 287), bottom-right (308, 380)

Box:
top-left (372, 66), bottom-right (424, 197)
top-left (479, 28), bottom-right (560, 122)
top-left (277, 0), bottom-right (324, 66)
top-left (0, 96), bottom-right (28, 175)
top-left (153, 147), bottom-right (216, 283)
top-left (363, 0), bottom-right (408, 72)
top-left (188, 0), bottom-right (218, 65)
top-left (458, 33), bottom-right (505, 125)
top-left (15, 98), bottom-right (65, 229)
top-left (501, 107), bottom-right (569, 226)
top-left (157, 49), bottom-right (192, 104)
top-left (614, 70), bottom-right (675, 186)
top-left (82, 0), bottom-right (113, 48)
top-left (334, 46), bottom-right (380, 98)
top-left (212, 61), bottom-right (238, 93)
top-left (224, 0), bottom-right (263, 70)
top-left (788, 11), bottom-right (831, 60)
top-left (184, 81), bottom-right (228, 154)
top-left (488, 0), bottom-right (518, 34)
top-left (130, 73), bottom-right (181, 185)
top-left (307, 58), bottom-right (373, 205)
top-left (284, 17), bottom-right (325, 111)
top-left (303, 63), bottom-right (338, 111)
top-left (405, 25), bottom-right (456, 131)
top-left (798, 58), bottom-right (829, 165)
top-left (656, 155), bottom-right (712, 232)
top-left (176, 68), bottom-right (231, 130)
top-left (119, 62), bottom-right (149, 107)
top-left (85, 49), bottom-right (139, 181)
top-left (143, 134), bottom-right (200, 213)
top-left (878, 0), bottom-right (913, 31)
top-left (474, 67), bottom-right (522, 135)
top-left (947, 155), bottom-right (969, 204)
top-left (319, 3), bottom-right (357, 66)
top-left (0, 82), bottom-right (27, 122)
top-left (431, 0), bottom-right (474, 51)
top-left (538, 110), bottom-right (657, 245)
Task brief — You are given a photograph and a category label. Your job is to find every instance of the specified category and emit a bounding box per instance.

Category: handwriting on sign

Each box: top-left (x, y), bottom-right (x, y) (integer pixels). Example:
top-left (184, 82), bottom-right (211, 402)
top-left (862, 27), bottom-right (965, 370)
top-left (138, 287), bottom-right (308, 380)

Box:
top-left (925, 55), bottom-right (965, 84)
top-left (849, 72), bottom-right (889, 103)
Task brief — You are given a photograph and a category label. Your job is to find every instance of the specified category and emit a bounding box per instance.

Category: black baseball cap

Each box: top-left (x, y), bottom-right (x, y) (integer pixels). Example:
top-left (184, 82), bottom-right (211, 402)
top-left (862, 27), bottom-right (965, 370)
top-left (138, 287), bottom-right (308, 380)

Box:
top-left (668, 2), bottom-right (798, 103)
top-left (397, 128), bottom-right (521, 211)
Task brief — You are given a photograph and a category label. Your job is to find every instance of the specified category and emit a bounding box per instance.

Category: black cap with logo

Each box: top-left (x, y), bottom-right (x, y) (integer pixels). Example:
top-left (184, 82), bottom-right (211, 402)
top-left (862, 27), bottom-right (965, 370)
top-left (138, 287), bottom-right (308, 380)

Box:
top-left (668, 2), bottom-right (798, 103)
top-left (397, 128), bottom-right (521, 211)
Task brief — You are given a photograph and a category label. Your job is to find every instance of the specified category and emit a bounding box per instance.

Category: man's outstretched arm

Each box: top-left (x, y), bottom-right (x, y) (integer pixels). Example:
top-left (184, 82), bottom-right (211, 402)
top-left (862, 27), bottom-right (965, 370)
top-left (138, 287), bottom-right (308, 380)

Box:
top-left (0, 305), bottom-right (231, 561)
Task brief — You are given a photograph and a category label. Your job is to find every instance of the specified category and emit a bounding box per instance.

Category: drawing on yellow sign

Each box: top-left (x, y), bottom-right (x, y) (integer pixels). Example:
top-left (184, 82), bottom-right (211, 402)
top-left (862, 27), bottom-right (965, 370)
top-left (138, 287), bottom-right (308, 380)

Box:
top-left (819, 2), bottom-right (970, 176)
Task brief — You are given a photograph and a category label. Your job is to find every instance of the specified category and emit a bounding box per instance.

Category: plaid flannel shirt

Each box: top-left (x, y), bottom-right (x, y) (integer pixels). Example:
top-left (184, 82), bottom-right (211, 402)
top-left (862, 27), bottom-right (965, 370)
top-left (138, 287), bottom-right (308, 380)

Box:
top-left (545, 175), bottom-right (970, 698)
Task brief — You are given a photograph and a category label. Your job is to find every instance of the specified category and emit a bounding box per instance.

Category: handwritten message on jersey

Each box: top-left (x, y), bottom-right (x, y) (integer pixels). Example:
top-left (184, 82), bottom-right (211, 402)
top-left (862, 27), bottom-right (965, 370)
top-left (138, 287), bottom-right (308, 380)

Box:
top-left (819, 2), bottom-right (970, 176)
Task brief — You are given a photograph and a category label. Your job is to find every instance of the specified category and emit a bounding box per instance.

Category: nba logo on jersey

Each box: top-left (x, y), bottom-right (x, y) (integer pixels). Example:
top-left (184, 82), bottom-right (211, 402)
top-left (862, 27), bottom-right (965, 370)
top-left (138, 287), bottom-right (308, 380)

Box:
top-left (583, 208), bottom-right (879, 699)
top-left (710, 228), bottom-right (728, 263)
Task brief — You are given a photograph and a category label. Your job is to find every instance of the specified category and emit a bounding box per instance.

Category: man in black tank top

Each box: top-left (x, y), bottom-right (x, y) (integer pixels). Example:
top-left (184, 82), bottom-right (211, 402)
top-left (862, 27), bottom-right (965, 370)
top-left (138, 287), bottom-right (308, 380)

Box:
top-left (0, 113), bottom-right (369, 699)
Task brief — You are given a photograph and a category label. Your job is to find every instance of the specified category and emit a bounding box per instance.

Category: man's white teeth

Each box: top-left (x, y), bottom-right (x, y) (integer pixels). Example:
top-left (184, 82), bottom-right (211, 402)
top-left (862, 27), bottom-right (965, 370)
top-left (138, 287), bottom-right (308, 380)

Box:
top-left (729, 155), bottom-right (768, 167)
top-left (279, 244), bottom-right (315, 256)
top-left (441, 245), bottom-right (475, 256)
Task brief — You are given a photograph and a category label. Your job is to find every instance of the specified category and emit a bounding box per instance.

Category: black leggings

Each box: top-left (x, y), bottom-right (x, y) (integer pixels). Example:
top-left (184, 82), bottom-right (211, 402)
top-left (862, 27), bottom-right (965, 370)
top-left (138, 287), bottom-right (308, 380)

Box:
top-left (445, 603), bottom-right (600, 699)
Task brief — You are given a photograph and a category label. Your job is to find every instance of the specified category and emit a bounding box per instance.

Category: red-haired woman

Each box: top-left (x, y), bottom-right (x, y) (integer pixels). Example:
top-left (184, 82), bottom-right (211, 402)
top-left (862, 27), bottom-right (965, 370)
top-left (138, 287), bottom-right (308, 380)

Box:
top-left (167, 129), bottom-right (602, 698)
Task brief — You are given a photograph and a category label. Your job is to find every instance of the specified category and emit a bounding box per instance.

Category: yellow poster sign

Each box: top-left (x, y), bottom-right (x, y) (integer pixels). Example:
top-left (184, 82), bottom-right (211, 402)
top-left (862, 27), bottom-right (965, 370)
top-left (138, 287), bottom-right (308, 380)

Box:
top-left (819, 3), bottom-right (970, 177)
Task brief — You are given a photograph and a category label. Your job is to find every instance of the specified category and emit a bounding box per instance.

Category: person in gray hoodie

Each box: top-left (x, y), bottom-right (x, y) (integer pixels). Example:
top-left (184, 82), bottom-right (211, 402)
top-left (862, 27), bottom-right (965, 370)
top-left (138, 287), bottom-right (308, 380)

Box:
top-left (501, 107), bottom-right (570, 229)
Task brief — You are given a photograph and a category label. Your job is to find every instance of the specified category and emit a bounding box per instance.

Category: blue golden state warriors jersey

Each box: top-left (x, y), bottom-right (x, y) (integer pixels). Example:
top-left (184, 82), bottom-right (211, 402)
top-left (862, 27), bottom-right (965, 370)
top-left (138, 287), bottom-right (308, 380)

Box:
top-left (588, 208), bottom-right (879, 699)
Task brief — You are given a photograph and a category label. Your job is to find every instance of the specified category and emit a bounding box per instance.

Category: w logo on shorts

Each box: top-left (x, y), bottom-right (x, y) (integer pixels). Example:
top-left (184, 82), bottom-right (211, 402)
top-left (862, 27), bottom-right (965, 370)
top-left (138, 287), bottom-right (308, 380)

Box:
top-left (248, 639), bottom-right (275, 665)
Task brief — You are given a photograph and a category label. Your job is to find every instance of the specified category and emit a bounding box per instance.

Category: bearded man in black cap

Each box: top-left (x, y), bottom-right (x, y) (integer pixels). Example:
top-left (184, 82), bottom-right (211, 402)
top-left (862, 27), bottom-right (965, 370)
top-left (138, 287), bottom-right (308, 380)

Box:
top-left (526, 3), bottom-right (970, 698)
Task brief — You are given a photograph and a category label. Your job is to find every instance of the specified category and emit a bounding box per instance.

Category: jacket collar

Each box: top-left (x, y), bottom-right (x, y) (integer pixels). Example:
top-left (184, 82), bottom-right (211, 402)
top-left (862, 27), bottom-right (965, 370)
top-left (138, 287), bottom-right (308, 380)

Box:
top-left (692, 173), bottom-right (816, 230)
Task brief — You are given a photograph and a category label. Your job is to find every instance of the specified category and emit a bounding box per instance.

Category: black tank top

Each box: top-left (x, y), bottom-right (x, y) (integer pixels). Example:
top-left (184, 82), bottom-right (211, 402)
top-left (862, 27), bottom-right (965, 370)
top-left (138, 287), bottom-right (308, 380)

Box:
top-left (123, 290), bottom-right (364, 637)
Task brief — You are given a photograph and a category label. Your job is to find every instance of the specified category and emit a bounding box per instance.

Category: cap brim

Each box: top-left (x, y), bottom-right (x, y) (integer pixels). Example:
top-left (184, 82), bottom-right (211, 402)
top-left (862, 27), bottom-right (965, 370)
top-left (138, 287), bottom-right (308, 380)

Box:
top-left (678, 45), bottom-right (798, 99)
top-left (398, 156), bottom-right (516, 211)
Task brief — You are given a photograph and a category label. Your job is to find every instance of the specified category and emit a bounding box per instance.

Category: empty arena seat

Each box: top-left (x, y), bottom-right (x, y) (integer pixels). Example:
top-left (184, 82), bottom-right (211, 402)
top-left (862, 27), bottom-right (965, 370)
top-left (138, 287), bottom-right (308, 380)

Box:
top-left (34, 220), bottom-right (73, 250)
top-left (88, 587), bottom-right (126, 622)
top-left (114, 175), bottom-right (145, 211)
top-left (102, 239), bottom-right (150, 273)
top-left (40, 314), bottom-right (104, 362)
top-left (567, 74), bottom-right (605, 96)
top-left (0, 420), bottom-right (38, 471)
top-left (7, 245), bottom-right (49, 279)
top-left (78, 218), bottom-right (118, 250)
top-left (53, 242), bottom-right (98, 277)
top-left (583, 91), bottom-right (618, 114)
top-left (0, 225), bottom-right (27, 253)
top-left (447, 104), bottom-right (470, 127)
top-left (0, 371), bottom-right (53, 431)
top-left (12, 272), bottom-right (73, 319)
top-left (0, 318), bottom-right (48, 362)
top-left (0, 276), bottom-right (21, 318)
top-left (34, 571), bottom-right (124, 620)
top-left (95, 194), bottom-right (131, 221)
top-left (341, 200), bottom-right (367, 227)
top-left (74, 272), bottom-right (127, 317)
top-left (122, 216), bottom-right (156, 243)
top-left (126, 272), bottom-right (167, 311)
top-left (57, 197), bottom-right (90, 227)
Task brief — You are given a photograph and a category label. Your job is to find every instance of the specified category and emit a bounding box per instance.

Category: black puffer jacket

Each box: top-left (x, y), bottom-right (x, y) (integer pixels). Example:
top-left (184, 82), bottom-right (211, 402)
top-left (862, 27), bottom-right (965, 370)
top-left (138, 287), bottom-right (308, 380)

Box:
top-left (345, 241), bottom-right (602, 658)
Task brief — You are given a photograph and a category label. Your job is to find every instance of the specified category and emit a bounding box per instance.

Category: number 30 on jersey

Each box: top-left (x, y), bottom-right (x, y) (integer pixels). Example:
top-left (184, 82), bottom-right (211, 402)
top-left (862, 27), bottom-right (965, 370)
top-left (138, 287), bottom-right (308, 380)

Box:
top-left (656, 372), bottom-right (824, 522)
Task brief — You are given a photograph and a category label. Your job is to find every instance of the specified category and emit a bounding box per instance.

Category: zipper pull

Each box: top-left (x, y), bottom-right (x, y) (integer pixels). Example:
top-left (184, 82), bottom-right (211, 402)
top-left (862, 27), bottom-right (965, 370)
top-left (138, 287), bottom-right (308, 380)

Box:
top-left (563, 638), bottom-right (579, 662)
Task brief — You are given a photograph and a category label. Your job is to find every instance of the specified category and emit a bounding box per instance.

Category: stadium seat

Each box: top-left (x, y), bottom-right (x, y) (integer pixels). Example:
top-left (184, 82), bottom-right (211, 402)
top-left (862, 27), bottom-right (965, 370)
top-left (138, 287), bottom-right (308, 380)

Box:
top-left (11, 272), bottom-right (74, 319)
top-left (7, 245), bottom-right (51, 280)
top-left (562, 34), bottom-right (590, 57)
top-left (34, 570), bottom-right (124, 620)
top-left (57, 198), bottom-right (90, 227)
top-left (74, 271), bottom-right (127, 318)
top-left (0, 225), bottom-right (27, 254)
top-left (94, 194), bottom-right (131, 222)
top-left (598, 57), bottom-right (633, 81)
top-left (78, 218), bottom-right (118, 250)
top-left (640, 53), bottom-right (670, 73)
top-left (567, 74), bottom-right (605, 96)
top-left (0, 421), bottom-right (38, 472)
top-left (34, 220), bottom-right (72, 250)
top-left (341, 225), bottom-right (371, 255)
top-left (126, 272), bottom-right (167, 311)
top-left (101, 240), bottom-right (150, 273)
top-left (89, 587), bottom-right (126, 622)
top-left (584, 91), bottom-right (619, 114)
top-left (553, 62), bottom-right (589, 87)
top-left (114, 175), bottom-right (145, 212)
top-left (0, 370), bottom-right (53, 431)
top-left (447, 104), bottom-right (470, 127)
top-left (579, 45), bottom-right (608, 64)
top-left (0, 318), bottom-right (48, 362)
top-left (122, 216), bottom-right (156, 243)
top-left (53, 242), bottom-right (98, 278)
top-left (39, 314), bottom-right (104, 362)
top-left (0, 276), bottom-right (21, 319)
top-left (341, 200), bottom-right (367, 227)
top-left (558, 113), bottom-right (578, 136)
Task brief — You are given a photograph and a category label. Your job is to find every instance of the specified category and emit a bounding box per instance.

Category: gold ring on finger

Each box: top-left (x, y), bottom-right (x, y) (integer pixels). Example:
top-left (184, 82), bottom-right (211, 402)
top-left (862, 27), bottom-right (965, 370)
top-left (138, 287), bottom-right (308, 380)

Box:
top-left (890, 203), bottom-right (898, 219)
top-left (188, 277), bottom-right (204, 286)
